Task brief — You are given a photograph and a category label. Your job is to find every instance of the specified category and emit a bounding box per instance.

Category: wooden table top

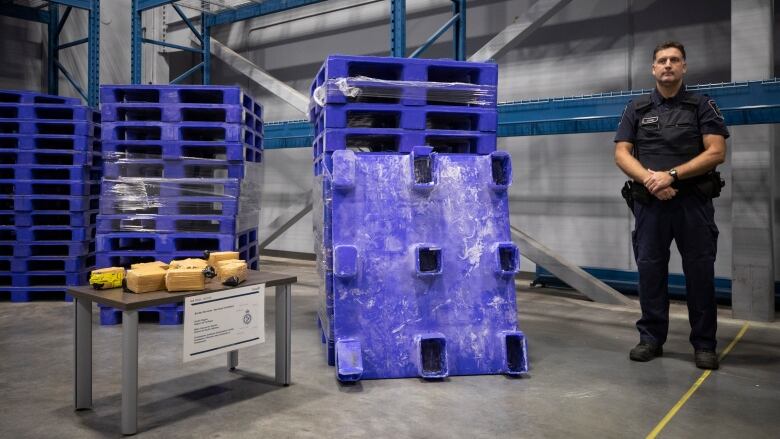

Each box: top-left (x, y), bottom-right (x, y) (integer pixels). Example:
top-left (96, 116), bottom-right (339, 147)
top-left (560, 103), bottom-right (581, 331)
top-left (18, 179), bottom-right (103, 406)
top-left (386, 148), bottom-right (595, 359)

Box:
top-left (66, 270), bottom-right (297, 311)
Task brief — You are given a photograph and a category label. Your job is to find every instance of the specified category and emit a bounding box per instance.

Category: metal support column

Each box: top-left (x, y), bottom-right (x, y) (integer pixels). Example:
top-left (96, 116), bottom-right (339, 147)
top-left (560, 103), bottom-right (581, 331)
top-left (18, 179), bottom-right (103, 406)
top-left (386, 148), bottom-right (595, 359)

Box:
top-left (121, 310), bottom-right (139, 435)
top-left (275, 284), bottom-right (292, 385)
top-left (87, 0), bottom-right (100, 107)
top-left (390, 0), bottom-right (405, 57)
top-left (131, 0), bottom-right (143, 84)
top-left (452, 0), bottom-right (466, 60)
top-left (47, 4), bottom-right (59, 96)
top-left (202, 16), bottom-right (211, 84)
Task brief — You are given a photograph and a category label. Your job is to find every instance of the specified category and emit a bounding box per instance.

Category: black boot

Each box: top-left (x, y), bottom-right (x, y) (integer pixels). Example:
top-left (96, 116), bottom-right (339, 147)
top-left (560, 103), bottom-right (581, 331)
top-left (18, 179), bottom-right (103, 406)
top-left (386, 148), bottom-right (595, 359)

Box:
top-left (694, 350), bottom-right (719, 370)
top-left (629, 342), bottom-right (663, 362)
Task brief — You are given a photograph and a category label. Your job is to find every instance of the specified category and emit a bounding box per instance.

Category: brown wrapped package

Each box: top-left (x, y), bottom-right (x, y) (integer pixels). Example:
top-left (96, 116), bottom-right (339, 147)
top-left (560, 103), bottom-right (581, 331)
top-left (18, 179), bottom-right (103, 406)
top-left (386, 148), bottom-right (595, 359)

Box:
top-left (169, 258), bottom-right (208, 270)
top-left (130, 261), bottom-right (169, 270)
top-left (216, 260), bottom-right (248, 286)
top-left (207, 251), bottom-right (240, 267)
top-left (214, 259), bottom-right (239, 277)
top-left (165, 267), bottom-right (206, 292)
top-left (126, 268), bottom-right (167, 294)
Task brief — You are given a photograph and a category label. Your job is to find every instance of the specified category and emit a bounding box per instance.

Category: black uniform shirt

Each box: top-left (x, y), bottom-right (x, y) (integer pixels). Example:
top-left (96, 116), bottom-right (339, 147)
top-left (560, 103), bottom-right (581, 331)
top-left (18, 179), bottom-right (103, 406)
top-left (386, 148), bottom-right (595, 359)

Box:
top-left (614, 87), bottom-right (730, 143)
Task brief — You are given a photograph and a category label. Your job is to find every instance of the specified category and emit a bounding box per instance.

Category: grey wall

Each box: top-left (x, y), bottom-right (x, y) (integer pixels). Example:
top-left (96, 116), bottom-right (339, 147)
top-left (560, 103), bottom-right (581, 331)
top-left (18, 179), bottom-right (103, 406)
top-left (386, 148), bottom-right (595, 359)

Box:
top-left (0, 0), bottom-right (770, 280)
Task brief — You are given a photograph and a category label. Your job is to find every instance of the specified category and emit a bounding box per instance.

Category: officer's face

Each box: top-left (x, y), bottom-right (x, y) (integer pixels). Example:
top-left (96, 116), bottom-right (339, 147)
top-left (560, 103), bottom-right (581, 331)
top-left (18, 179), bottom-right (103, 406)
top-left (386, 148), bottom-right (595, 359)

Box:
top-left (652, 47), bottom-right (687, 85)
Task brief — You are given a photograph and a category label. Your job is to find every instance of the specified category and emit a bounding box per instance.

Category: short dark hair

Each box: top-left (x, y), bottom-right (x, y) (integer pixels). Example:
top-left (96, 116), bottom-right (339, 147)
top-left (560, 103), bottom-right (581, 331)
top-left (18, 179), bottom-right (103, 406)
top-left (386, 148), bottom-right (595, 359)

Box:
top-left (653, 41), bottom-right (686, 61)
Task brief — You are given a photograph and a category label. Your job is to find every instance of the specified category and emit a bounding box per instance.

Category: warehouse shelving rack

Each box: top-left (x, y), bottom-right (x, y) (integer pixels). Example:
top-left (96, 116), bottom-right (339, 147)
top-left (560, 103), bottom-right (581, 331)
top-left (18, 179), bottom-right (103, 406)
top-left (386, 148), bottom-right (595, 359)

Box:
top-left (0, 0), bottom-right (100, 107)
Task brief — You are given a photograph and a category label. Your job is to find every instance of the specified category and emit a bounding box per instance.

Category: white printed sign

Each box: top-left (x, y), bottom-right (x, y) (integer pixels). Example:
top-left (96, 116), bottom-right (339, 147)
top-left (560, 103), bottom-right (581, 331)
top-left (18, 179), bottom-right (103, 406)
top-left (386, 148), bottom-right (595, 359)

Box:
top-left (183, 283), bottom-right (265, 362)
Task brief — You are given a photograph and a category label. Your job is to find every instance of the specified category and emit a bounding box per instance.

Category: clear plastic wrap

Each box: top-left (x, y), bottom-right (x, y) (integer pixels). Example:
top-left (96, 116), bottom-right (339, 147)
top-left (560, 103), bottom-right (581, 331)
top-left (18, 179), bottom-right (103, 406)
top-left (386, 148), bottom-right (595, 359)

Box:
top-left (97, 162), bottom-right (261, 233)
top-left (310, 76), bottom-right (497, 110)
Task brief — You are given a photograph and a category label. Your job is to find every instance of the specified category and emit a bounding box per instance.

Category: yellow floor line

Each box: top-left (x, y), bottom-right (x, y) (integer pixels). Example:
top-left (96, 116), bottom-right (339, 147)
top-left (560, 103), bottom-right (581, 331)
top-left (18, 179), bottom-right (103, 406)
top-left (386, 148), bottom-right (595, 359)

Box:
top-left (645, 322), bottom-right (750, 439)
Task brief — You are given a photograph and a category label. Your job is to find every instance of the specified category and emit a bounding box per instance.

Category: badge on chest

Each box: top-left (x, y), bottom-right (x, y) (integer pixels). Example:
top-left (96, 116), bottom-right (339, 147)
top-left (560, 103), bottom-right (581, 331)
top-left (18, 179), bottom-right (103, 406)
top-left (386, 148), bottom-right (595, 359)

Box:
top-left (640, 115), bottom-right (659, 130)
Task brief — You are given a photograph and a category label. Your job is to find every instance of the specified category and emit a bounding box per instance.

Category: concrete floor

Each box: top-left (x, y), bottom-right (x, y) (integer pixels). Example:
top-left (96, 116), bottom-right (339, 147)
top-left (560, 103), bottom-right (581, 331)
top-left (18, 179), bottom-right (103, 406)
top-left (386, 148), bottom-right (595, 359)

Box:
top-left (1, 258), bottom-right (779, 438)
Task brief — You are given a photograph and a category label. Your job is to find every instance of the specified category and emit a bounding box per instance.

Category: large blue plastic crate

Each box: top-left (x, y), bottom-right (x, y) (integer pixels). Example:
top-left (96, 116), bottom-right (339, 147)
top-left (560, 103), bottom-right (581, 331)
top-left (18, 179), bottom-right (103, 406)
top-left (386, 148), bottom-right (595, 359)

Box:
top-left (319, 148), bottom-right (527, 380)
top-left (0, 89), bottom-right (81, 105)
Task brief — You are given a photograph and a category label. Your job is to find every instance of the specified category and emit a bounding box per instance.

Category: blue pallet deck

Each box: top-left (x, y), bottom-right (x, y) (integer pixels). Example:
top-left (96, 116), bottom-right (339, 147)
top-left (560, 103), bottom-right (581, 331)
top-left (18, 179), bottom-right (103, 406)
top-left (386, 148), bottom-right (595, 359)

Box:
top-left (0, 104), bottom-right (93, 121)
top-left (0, 119), bottom-right (94, 136)
top-left (101, 102), bottom-right (261, 127)
top-left (103, 121), bottom-right (258, 144)
top-left (316, 148), bottom-right (527, 380)
top-left (0, 286), bottom-right (74, 302)
top-left (96, 213), bottom-right (256, 234)
top-left (0, 180), bottom-right (99, 197)
top-left (100, 85), bottom-right (258, 111)
top-left (0, 149), bottom-right (95, 166)
top-left (103, 159), bottom-right (248, 179)
top-left (101, 140), bottom-right (261, 163)
top-left (0, 165), bottom-right (91, 181)
top-left (2, 240), bottom-right (93, 258)
top-left (0, 254), bottom-right (95, 273)
top-left (0, 270), bottom-right (90, 287)
top-left (312, 128), bottom-right (497, 158)
top-left (101, 177), bottom-right (241, 199)
top-left (0, 195), bottom-right (99, 212)
top-left (0, 89), bottom-right (81, 105)
top-left (311, 55), bottom-right (498, 105)
top-left (98, 303), bottom-right (184, 326)
top-left (1, 210), bottom-right (96, 227)
top-left (311, 103), bottom-right (497, 134)
top-left (96, 232), bottom-right (238, 254)
top-left (99, 195), bottom-right (239, 217)
top-left (0, 225), bottom-right (95, 242)
top-left (0, 134), bottom-right (95, 151)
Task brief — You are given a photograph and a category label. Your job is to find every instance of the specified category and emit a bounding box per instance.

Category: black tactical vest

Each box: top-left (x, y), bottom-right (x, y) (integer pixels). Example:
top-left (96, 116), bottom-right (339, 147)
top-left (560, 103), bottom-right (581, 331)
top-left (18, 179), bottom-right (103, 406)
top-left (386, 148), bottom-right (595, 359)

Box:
top-left (633, 92), bottom-right (703, 171)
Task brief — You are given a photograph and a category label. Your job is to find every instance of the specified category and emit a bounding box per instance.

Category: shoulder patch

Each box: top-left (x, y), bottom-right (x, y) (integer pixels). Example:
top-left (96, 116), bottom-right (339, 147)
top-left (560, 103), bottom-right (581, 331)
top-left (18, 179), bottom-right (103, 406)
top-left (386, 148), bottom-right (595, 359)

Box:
top-left (708, 99), bottom-right (724, 119)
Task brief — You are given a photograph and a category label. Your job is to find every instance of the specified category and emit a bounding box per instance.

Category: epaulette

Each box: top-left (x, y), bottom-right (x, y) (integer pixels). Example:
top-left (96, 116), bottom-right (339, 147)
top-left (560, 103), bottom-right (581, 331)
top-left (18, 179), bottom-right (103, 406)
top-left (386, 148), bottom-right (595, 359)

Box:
top-left (633, 94), bottom-right (653, 112)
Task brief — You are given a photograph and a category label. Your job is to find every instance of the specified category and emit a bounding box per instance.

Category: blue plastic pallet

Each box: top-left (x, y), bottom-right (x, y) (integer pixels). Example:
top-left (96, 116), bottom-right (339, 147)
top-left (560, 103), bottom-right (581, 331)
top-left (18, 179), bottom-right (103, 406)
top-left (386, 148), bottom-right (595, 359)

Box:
top-left (98, 303), bottom-right (183, 326)
top-left (103, 121), bottom-right (255, 143)
top-left (0, 89), bottom-right (81, 105)
top-left (311, 54), bottom-right (498, 94)
top-left (0, 286), bottom-right (74, 302)
top-left (311, 103), bottom-right (497, 134)
top-left (0, 165), bottom-right (91, 181)
top-left (312, 128), bottom-right (497, 158)
top-left (0, 195), bottom-right (99, 212)
top-left (0, 104), bottom-right (93, 121)
top-left (0, 225), bottom-right (95, 242)
top-left (0, 119), bottom-right (94, 136)
top-left (98, 195), bottom-right (239, 217)
top-left (0, 254), bottom-right (95, 273)
top-left (2, 210), bottom-right (96, 227)
top-left (101, 103), bottom-right (251, 123)
top-left (96, 251), bottom-right (204, 268)
top-left (96, 232), bottom-right (239, 253)
top-left (101, 177), bottom-right (241, 199)
top-left (101, 85), bottom-right (247, 106)
top-left (2, 240), bottom-right (92, 257)
top-left (0, 179), bottom-right (99, 196)
top-left (0, 133), bottom-right (94, 151)
top-left (0, 149), bottom-right (94, 166)
top-left (96, 214), bottom-right (255, 234)
top-left (101, 140), bottom-right (260, 162)
top-left (319, 148), bottom-right (527, 380)
top-left (0, 270), bottom-right (90, 287)
top-left (103, 159), bottom-right (247, 179)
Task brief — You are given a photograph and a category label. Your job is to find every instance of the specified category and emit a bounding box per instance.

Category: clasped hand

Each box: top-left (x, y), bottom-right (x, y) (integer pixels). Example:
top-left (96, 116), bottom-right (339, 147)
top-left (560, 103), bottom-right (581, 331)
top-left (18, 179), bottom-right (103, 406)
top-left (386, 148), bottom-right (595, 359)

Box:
top-left (644, 169), bottom-right (677, 201)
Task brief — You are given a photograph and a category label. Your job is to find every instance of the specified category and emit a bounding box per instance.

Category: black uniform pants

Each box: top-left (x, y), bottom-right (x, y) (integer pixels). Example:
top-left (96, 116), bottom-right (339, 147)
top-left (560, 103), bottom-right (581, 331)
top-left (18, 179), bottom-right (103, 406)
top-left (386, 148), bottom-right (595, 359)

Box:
top-left (632, 191), bottom-right (718, 351)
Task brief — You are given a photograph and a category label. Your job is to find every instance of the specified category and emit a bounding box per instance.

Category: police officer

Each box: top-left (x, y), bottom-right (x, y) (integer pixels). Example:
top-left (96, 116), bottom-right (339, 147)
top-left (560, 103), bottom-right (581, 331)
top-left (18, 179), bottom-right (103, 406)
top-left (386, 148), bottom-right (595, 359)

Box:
top-left (614, 41), bottom-right (729, 370)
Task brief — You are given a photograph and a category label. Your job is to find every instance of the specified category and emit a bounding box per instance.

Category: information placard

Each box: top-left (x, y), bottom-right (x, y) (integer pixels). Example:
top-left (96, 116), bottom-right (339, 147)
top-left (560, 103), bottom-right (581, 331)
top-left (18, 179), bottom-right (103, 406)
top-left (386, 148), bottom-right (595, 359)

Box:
top-left (183, 283), bottom-right (265, 362)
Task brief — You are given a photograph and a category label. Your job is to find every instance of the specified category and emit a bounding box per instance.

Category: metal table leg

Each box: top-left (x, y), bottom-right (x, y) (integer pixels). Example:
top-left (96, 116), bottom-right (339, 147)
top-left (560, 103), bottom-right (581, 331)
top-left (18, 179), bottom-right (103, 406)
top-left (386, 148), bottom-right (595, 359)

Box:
top-left (121, 310), bottom-right (138, 435)
top-left (275, 284), bottom-right (292, 385)
top-left (74, 297), bottom-right (92, 410)
top-left (227, 350), bottom-right (239, 370)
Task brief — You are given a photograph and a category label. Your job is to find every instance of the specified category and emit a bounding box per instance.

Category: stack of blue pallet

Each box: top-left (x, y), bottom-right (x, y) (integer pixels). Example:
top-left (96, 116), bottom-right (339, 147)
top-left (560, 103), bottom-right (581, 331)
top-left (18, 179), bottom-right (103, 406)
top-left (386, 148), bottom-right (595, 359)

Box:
top-left (310, 55), bottom-right (529, 381)
top-left (95, 85), bottom-right (263, 325)
top-left (0, 89), bottom-right (101, 302)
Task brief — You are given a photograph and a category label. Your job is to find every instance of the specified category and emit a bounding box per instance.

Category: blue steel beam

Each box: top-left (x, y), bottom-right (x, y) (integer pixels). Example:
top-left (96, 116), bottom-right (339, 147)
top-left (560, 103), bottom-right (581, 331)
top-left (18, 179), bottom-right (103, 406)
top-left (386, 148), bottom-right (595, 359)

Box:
top-left (264, 79), bottom-right (780, 149)
top-left (390, 0), bottom-right (405, 57)
top-left (0, 3), bottom-right (50, 23)
top-left (409, 13), bottom-right (460, 59)
top-left (204, 0), bottom-right (327, 27)
top-left (47, 4), bottom-right (59, 96)
top-left (131, 0), bottom-right (142, 83)
top-left (141, 37), bottom-right (201, 53)
top-left (136, 0), bottom-right (175, 12)
top-left (50, 0), bottom-right (93, 9)
top-left (87, 0), bottom-right (99, 107)
top-left (452, 0), bottom-right (465, 60)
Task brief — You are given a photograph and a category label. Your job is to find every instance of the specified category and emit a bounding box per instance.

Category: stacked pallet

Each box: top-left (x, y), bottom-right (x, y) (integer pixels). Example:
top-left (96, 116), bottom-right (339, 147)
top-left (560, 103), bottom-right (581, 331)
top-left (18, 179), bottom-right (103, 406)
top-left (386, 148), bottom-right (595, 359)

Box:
top-left (95, 85), bottom-right (262, 325)
top-left (0, 89), bottom-right (101, 302)
top-left (311, 55), bottom-right (528, 381)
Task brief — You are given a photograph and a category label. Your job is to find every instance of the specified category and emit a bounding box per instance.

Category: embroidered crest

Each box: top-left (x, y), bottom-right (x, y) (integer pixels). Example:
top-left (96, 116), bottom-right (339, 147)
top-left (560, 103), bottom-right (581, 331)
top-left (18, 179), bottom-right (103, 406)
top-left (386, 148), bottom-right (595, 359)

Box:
top-left (640, 116), bottom-right (659, 125)
top-left (708, 99), bottom-right (724, 119)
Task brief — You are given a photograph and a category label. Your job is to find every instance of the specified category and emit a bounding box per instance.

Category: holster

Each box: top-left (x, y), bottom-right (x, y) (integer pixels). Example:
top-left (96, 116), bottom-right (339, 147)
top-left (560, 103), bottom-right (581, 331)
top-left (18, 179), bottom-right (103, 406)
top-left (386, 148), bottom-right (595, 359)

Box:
top-left (621, 180), bottom-right (651, 210)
